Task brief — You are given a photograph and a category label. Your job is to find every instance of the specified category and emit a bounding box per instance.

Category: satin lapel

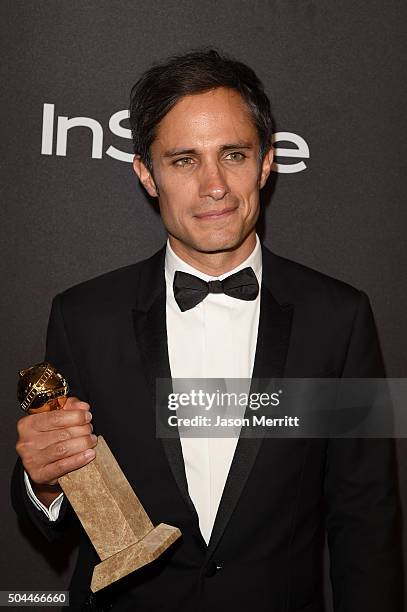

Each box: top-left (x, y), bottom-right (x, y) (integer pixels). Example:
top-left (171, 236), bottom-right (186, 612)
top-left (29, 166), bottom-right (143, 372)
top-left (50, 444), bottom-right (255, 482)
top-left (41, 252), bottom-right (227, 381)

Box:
top-left (131, 248), bottom-right (198, 520)
top-left (205, 250), bottom-right (294, 560)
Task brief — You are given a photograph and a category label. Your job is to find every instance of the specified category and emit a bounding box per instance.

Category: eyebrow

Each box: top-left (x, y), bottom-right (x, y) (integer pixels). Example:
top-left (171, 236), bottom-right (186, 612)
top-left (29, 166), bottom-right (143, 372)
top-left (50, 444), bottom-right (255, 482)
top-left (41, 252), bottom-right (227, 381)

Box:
top-left (162, 142), bottom-right (254, 158)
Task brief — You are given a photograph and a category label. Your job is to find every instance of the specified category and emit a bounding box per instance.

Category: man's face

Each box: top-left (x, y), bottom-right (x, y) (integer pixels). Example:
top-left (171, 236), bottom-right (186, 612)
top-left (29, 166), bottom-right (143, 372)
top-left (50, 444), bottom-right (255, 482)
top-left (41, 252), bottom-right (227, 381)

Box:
top-left (133, 87), bottom-right (273, 254)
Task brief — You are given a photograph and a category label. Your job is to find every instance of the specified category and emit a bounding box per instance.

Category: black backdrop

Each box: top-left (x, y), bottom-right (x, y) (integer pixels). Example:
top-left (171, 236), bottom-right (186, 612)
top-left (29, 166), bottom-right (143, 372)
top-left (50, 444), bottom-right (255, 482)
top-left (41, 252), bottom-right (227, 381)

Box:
top-left (1, 2), bottom-right (406, 609)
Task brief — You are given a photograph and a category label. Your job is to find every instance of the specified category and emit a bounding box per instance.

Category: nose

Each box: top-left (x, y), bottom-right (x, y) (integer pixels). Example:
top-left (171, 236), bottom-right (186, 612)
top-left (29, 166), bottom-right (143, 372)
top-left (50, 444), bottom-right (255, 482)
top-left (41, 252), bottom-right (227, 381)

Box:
top-left (198, 162), bottom-right (230, 201)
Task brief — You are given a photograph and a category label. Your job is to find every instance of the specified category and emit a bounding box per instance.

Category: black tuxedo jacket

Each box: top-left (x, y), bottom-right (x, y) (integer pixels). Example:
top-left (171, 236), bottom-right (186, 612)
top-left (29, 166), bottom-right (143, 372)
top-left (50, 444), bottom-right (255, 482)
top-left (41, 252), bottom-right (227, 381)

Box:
top-left (11, 245), bottom-right (403, 612)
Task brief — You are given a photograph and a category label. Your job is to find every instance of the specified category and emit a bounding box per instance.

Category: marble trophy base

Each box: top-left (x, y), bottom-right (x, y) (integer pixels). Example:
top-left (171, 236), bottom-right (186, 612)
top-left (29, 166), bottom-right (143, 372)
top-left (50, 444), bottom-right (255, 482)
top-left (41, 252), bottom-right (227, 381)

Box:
top-left (58, 436), bottom-right (181, 593)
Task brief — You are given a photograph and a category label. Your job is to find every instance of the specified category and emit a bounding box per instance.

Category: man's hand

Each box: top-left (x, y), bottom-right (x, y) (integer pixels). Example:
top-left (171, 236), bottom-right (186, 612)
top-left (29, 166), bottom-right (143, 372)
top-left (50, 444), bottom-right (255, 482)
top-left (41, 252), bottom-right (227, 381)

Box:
top-left (16, 397), bottom-right (97, 507)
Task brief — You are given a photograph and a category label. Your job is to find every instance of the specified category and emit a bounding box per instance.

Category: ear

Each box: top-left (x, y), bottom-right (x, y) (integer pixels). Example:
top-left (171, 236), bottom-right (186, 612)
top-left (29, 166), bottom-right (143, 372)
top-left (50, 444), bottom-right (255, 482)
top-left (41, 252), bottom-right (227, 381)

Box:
top-left (259, 147), bottom-right (274, 189)
top-left (133, 155), bottom-right (159, 197)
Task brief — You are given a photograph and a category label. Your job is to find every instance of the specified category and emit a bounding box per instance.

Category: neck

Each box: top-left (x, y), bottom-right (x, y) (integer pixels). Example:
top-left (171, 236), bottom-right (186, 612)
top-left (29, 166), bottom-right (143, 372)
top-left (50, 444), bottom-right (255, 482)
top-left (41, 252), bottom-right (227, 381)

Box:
top-left (168, 231), bottom-right (257, 276)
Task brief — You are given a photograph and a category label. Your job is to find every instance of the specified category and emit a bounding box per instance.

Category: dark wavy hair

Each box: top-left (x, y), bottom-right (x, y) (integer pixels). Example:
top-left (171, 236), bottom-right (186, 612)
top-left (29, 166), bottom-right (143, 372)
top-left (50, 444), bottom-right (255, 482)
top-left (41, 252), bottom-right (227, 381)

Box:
top-left (129, 49), bottom-right (273, 172)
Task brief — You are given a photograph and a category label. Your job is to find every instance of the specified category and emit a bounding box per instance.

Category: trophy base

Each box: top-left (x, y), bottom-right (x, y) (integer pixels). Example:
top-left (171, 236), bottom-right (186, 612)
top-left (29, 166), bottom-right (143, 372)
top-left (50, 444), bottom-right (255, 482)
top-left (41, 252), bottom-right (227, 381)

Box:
top-left (58, 436), bottom-right (182, 593)
top-left (91, 522), bottom-right (181, 592)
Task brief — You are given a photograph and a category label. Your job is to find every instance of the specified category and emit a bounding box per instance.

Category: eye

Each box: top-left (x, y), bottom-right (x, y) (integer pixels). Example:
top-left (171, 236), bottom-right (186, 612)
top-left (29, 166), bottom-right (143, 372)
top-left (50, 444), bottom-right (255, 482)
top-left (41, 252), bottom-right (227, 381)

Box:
top-left (225, 151), bottom-right (246, 161)
top-left (173, 157), bottom-right (194, 167)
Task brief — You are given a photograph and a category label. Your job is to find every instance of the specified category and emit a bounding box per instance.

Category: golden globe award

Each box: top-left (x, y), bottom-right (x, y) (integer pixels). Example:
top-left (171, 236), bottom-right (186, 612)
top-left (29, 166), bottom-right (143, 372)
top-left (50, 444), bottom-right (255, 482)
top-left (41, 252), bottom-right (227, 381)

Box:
top-left (18, 362), bottom-right (181, 592)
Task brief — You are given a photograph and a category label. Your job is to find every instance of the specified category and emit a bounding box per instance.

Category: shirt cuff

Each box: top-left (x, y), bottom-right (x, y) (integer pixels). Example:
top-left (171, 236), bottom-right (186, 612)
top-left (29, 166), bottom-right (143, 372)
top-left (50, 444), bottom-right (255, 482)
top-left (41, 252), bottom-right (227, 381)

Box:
top-left (23, 470), bottom-right (64, 521)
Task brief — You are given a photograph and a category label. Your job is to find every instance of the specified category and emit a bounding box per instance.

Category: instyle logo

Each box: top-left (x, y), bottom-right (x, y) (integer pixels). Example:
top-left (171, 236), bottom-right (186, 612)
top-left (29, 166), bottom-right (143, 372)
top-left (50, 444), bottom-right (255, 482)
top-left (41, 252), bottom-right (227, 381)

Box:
top-left (41, 103), bottom-right (310, 173)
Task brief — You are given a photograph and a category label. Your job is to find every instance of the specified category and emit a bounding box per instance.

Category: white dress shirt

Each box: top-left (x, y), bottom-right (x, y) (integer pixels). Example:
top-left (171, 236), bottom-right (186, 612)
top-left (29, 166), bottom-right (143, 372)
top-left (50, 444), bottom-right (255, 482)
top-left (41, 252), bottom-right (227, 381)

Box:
top-left (24, 470), bottom-right (64, 520)
top-left (25, 235), bottom-right (262, 544)
top-left (165, 235), bottom-right (261, 543)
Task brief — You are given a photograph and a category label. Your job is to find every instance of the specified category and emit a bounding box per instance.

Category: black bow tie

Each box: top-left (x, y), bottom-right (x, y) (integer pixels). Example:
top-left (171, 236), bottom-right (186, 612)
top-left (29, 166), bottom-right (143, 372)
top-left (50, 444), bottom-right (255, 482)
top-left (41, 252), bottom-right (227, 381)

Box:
top-left (173, 266), bottom-right (259, 312)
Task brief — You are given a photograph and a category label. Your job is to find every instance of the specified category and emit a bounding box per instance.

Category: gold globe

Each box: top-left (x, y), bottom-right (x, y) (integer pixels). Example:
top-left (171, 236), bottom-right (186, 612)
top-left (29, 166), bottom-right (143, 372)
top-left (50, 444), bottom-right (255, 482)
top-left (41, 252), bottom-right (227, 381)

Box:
top-left (17, 362), bottom-right (69, 414)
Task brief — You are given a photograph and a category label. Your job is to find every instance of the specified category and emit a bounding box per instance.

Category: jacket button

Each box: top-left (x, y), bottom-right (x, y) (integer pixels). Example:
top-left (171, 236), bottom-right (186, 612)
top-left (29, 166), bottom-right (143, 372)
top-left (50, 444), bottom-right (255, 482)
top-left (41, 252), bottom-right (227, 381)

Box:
top-left (204, 561), bottom-right (223, 577)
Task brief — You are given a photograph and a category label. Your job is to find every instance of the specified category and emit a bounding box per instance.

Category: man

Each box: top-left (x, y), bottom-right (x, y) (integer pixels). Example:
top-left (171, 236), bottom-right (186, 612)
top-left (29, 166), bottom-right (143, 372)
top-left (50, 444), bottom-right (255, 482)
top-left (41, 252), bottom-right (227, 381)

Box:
top-left (12, 50), bottom-right (403, 611)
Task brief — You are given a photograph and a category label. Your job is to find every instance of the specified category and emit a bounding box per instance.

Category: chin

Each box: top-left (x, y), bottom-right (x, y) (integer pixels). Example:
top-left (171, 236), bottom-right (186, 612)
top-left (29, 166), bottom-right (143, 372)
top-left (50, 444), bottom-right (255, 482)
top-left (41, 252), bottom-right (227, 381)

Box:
top-left (190, 230), bottom-right (246, 254)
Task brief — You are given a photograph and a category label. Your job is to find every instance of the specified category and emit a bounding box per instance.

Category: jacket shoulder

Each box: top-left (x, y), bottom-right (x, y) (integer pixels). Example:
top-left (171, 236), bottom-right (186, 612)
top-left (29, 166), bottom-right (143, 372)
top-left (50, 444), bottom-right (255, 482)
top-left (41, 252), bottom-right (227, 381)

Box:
top-left (266, 249), bottom-right (364, 308)
top-left (57, 246), bottom-right (165, 311)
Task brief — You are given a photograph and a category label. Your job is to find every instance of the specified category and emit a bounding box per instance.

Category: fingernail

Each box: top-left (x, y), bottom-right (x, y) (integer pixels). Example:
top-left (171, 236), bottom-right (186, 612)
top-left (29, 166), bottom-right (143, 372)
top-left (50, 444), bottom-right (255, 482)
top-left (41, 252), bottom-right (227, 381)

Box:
top-left (84, 449), bottom-right (96, 460)
top-left (90, 434), bottom-right (97, 443)
top-left (85, 412), bottom-right (92, 422)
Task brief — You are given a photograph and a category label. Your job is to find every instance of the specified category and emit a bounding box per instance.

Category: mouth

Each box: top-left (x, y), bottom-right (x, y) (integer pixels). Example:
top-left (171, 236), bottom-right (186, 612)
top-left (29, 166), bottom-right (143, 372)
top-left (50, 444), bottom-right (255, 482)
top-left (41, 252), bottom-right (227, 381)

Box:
top-left (194, 206), bottom-right (238, 220)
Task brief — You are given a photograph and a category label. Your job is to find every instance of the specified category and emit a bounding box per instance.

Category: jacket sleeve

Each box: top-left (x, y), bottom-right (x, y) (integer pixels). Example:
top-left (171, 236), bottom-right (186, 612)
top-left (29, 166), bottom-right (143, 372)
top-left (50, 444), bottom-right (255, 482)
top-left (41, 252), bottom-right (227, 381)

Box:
top-left (325, 291), bottom-right (404, 611)
top-left (10, 293), bottom-right (87, 541)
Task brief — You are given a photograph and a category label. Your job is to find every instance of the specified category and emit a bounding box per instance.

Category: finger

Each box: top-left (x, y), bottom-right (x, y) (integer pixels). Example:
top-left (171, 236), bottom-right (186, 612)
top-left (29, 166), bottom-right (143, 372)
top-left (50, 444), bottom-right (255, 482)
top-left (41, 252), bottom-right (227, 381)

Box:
top-left (35, 447), bottom-right (97, 485)
top-left (43, 433), bottom-right (98, 466)
top-left (32, 408), bottom-right (92, 432)
top-left (19, 432), bottom-right (97, 483)
top-left (61, 397), bottom-right (90, 411)
top-left (33, 423), bottom-right (94, 450)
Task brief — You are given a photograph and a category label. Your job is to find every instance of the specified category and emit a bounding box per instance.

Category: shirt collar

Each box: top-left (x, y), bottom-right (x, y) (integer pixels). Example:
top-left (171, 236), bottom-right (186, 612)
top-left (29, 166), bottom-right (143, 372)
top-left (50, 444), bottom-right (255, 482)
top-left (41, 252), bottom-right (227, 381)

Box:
top-left (165, 234), bottom-right (262, 287)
